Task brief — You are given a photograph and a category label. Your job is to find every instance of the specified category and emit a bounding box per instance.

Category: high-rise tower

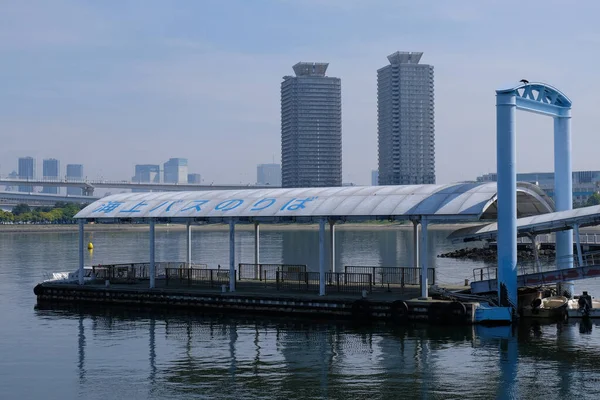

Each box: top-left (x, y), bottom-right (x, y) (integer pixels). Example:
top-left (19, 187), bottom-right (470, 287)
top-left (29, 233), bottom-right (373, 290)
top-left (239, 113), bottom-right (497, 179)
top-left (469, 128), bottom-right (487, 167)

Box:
top-left (377, 51), bottom-right (435, 185)
top-left (42, 158), bottom-right (60, 194)
top-left (281, 62), bottom-right (342, 188)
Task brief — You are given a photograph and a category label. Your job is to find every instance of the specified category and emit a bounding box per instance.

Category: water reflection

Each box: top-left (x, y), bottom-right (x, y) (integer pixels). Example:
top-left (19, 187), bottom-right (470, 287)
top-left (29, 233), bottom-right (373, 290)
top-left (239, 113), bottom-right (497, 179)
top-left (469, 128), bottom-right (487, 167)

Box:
top-left (7, 228), bottom-right (600, 400)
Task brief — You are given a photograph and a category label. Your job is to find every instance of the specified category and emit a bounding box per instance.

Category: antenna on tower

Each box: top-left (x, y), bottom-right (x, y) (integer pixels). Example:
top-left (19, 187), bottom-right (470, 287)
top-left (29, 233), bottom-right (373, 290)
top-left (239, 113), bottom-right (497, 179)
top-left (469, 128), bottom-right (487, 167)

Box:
top-left (272, 154), bottom-right (275, 164)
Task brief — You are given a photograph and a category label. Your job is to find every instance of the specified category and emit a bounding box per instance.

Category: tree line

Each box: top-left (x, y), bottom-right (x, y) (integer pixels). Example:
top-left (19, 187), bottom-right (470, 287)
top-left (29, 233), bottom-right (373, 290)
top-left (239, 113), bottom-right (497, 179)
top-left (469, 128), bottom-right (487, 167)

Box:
top-left (0, 202), bottom-right (88, 223)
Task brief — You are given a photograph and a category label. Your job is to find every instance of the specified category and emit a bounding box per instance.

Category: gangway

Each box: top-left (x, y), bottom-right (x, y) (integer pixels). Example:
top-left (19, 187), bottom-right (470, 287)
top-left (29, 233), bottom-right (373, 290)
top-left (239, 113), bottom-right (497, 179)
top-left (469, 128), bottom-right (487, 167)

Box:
top-left (471, 250), bottom-right (600, 294)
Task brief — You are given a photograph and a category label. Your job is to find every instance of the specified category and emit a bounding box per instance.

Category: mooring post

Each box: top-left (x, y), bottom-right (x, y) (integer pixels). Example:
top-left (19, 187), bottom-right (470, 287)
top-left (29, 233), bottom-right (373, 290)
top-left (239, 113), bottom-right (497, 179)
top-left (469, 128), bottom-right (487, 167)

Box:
top-left (319, 218), bottom-right (326, 296)
top-left (186, 221), bottom-right (192, 267)
top-left (419, 217), bottom-right (429, 299)
top-left (412, 219), bottom-right (420, 269)
top-left (496, 89), bottom-right (517, 309)
top-left (329, 220), bottom-right (336, 273)
top-left (554, 114), bottom-right (574, 296)
top-left (229, 219), bottom-right (236, 292)
top-left (78, 219), bottom-right (85, 285)
top-left (149, 218), bottom-right (156, 289)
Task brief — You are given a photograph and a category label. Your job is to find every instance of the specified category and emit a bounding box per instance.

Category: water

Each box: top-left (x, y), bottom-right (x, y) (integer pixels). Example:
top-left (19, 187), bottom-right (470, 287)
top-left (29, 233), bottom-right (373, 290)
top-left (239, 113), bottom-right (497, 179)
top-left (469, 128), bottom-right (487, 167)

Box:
top-left (2, 226), bottom-right (600, 399)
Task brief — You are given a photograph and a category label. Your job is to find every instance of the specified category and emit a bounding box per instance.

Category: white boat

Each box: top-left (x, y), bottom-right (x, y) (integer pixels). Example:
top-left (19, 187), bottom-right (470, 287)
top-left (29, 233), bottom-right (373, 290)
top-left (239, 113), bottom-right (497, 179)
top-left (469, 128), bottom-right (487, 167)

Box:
top-left (567, 292), bottom-right (600, 318)
top-left (43, 267), bottom-right (103, 283)
top-left (521, 296), bottom-right (568, 319)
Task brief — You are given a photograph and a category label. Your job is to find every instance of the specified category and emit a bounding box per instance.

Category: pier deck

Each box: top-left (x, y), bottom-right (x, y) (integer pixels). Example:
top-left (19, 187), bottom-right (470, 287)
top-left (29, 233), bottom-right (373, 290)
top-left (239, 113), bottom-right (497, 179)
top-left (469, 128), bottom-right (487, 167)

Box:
top-left (35, 280), bottom-right (477, 325)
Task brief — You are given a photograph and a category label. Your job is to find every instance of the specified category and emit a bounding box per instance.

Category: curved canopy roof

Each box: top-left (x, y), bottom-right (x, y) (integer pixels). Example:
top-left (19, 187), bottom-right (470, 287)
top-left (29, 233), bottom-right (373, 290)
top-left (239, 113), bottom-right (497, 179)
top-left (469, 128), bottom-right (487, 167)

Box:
top-left (75, 182), bottom-right (554, 223)
top-left (448, 205), bottom-right (600, 243)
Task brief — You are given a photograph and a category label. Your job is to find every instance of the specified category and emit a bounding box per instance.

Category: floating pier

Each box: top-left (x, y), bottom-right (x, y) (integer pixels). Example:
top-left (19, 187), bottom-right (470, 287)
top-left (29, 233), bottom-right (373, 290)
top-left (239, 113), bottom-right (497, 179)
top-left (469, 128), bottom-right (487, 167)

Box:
top-left (34, 281), bottom-right (479, 325)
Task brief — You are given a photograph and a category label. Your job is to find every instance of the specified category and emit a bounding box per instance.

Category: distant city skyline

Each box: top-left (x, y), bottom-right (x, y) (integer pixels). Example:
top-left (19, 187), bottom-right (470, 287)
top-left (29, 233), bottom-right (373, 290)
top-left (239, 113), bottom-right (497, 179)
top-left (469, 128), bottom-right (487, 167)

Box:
top-left (2, 2), bottom-right (600, 186)
top-left (257, 163), bottom-right (281, 187)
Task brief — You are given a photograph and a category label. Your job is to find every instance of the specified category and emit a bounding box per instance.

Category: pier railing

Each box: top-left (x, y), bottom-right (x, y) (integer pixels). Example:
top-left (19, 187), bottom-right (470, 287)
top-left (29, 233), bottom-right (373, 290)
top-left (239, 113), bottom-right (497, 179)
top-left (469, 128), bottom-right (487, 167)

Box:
top-left (94, 262), bottom-right (208, 283)
top-left (97, 262), bottom-right (185, 282)
top-left (275, 271), bottom-right (321, 292)
top-left (344, 266), bottom-right (436, 287)
top-left (326, 272), bottom-right (373, 293)
top-left (165, 267), bottom-right (230, 288)
top-left (472, 250), bottom-right (600, 284)
top-left (238, 263), bottom-right (307, 281)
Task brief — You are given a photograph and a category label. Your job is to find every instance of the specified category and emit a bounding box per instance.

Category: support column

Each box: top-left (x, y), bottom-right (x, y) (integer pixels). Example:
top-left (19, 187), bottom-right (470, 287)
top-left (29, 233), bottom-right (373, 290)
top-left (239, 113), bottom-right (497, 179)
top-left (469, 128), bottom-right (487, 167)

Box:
top-left (149, 219), bottom-right (155, 289)
top-left (254, 222), bottom-right (260, 265)
top-left (419, 217), bottom-right (429, 299)
top-left (496, 91), bottom-right (518, 309)
top-left (186, 221), bottom-right (192, 267)
top-left (319, 218), bottom-right (326, 296)
top-left (78, 219), bottom-right (85, 285)
top-left (412, 219), bottom-right (420, 268)
top-left (229, 219), bottom-right (236, 292)
top-left (554, 115), bottom-right (574, 296)
top-left (329, 220), bottom-right (336, 273)
top-left (574, 223), bottom-right (584, 267)
top-left (254, 222), bottom-right (260, 279)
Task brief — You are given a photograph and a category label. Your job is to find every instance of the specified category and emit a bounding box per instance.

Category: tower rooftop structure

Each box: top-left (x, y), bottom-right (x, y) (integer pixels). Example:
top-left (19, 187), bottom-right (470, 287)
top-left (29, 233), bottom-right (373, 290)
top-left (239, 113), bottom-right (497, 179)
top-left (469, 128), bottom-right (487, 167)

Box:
top-left (387, 51), bottom-right (423, 64)
top-left (292, 62), bottom-right (329, 77)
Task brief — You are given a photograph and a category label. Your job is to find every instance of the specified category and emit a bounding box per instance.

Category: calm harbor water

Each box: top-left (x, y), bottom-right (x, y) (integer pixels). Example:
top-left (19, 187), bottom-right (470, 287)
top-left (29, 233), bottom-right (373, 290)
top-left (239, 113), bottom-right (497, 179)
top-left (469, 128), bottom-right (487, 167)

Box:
top-left (2, 226), bottom-right (600, 399)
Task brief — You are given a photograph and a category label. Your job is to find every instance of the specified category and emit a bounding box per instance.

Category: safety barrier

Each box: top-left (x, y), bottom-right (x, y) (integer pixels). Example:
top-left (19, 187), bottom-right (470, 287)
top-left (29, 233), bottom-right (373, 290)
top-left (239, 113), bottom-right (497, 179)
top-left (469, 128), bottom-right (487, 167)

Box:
top-left (238, 263), bottom-right (307, 281)
top-left (325, 272), bottom-right (372, 293)
top-left (165, 267), bottom-right (230, 288)
top-left (93, 262), bottom-right (200, 282)
top-left (275, 271), bottom-right (321, 292)
top-left (344, 266), bottom-right (436, 286)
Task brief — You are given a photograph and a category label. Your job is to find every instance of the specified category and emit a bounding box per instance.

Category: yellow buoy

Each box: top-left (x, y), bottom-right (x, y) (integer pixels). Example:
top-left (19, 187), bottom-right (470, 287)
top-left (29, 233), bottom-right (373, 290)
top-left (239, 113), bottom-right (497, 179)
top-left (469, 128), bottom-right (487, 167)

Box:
top-left (87, 242), bottom-right (94, 250)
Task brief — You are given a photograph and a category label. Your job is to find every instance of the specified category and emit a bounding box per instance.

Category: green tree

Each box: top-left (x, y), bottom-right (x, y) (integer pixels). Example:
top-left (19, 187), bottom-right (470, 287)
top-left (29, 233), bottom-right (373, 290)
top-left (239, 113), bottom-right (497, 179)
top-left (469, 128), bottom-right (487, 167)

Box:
top-left (11, 203), bottom-right (31, 215)
top-left (586, 193), bottom-right (600, 207)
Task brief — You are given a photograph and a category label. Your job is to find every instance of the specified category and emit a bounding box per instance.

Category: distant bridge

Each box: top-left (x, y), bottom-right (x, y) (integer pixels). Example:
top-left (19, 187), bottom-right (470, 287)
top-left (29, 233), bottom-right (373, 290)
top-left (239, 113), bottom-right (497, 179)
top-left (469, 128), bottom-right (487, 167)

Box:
top-left (0, 191), bottom-right (98, 206)
top-left (0, 177), bottom-right (277, 196)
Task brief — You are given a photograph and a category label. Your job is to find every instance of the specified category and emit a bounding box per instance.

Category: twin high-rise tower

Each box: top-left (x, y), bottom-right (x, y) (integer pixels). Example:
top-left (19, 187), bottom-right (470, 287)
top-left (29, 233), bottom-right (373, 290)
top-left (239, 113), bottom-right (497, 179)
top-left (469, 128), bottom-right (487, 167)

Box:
top-left (281, 52), bottom-right (435, 188)
top-left (281, 62), bottom-right (342, 188)
top-left (377, 51), bottom-right (435, 185)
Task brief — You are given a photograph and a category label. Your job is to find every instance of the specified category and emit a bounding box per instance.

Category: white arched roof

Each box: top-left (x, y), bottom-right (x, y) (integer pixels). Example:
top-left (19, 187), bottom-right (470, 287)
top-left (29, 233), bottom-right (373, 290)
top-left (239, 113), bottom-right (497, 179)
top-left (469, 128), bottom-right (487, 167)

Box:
top-left (75, 182), bottom-right (553, 223)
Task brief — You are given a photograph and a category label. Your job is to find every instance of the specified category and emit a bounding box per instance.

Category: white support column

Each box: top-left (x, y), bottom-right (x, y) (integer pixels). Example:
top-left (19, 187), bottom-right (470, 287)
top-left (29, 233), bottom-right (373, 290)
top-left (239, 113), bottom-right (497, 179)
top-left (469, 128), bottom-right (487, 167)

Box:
top-left (78, 219), bottom-right (85, 285)
top-left (149, 219), bottom-right (156, 289)
top-left (574, 223), bottom-right (584, 267)
top-left (319, 218), bottom-right (326, 296)
top-left (186, 221), bottom-right (192, 267)
top-left (254, 222), bottom-right (260, 279)
top-left (554, 115), bottom-right (574, 297)
top-left (419, 217), bottom-right (429, 299)
top-left (329, 220), bottom-right (336, 273)
top-left (254, 222), bottom-right (260, 265)
top-left (229, 219), bottom-right (236, 292)
top-left (412, 219), bottom-right (420, 268)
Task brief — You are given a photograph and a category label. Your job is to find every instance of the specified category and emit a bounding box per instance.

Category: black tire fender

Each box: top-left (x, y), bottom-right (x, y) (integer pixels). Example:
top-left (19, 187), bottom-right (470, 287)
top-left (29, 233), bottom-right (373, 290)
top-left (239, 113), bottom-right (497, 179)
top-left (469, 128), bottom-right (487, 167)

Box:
top-left (390, 300), bottom-right (409, 324)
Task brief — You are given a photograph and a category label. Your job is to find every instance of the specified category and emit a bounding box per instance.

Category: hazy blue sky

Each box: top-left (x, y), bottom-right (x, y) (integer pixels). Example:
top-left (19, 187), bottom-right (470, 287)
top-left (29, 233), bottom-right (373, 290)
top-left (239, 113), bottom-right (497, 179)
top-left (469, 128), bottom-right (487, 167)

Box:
top-left (2, 0), bottom-right (600, 185)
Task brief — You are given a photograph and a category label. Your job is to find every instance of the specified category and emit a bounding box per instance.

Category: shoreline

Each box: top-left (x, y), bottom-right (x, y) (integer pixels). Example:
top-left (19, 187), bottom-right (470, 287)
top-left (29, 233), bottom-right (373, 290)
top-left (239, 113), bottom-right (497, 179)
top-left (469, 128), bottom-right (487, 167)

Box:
top-left (0, 221), bottom-right (484, 234)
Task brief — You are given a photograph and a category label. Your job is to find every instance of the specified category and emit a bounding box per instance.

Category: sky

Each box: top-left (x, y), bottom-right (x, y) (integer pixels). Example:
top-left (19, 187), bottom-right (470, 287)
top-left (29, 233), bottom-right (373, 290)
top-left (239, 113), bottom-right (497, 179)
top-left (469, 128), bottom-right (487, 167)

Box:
top-left (2, 0), bottom-right (600, 185)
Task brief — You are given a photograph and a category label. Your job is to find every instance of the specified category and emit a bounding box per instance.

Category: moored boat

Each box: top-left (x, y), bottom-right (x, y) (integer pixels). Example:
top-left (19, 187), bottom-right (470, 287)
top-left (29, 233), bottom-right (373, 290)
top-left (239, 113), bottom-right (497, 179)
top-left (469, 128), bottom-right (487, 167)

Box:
top-left (520, 296), bottom-right (568, 319)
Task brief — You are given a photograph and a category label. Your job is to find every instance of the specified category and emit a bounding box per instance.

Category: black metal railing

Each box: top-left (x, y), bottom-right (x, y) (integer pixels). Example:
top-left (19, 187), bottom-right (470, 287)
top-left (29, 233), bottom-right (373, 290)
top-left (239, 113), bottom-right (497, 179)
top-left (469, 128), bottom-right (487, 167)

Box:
top-left (93, 262), bottom-right (190, 282)
top-left (238, 263), bottom-right (307, 281)
top-left (326, 272), bottom-right (372, 293)
top-left (344, 266), bottom-right (435, 286)
top-left (275, 271), bottom-right (321, 292)
top-left (165, 267), bottom-right (230, 288)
